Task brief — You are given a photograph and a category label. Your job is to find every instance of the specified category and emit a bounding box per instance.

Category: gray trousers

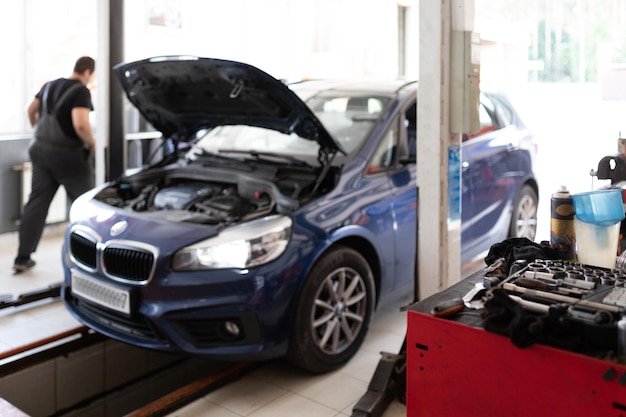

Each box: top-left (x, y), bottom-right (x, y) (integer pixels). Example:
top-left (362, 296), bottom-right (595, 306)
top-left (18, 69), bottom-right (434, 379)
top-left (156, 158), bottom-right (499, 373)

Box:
top-left (17, 140), bottom-right (94, 258)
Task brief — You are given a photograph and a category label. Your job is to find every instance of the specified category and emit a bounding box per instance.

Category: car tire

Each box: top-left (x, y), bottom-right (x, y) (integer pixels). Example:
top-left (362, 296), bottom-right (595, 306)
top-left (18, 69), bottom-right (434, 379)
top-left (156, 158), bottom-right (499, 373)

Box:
top-left (287, 246), bottom-right (375, 373)
top-left (509, 184), bottom-right (538, 240)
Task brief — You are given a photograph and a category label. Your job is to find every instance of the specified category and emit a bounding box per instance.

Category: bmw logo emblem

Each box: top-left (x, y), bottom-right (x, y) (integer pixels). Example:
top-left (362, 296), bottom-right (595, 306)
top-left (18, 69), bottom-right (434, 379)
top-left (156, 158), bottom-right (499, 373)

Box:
top-left (110, 220), bottom-right (128, 236)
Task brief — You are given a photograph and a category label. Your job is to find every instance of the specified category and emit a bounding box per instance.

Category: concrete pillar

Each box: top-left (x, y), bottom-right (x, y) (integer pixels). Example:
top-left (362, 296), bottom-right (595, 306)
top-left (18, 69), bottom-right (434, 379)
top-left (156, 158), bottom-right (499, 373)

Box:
top-left (107, 0), bottom-right (125, 181)
top-left (417, 0), bottom-right (474, 298)
top-left (95, 0), bottom-right (110, 186)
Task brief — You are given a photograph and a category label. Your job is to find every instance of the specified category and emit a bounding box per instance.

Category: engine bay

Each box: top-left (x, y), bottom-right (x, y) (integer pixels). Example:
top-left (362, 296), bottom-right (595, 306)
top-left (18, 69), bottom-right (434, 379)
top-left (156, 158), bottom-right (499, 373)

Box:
top-left (93, 164), bottom-right (334, 226)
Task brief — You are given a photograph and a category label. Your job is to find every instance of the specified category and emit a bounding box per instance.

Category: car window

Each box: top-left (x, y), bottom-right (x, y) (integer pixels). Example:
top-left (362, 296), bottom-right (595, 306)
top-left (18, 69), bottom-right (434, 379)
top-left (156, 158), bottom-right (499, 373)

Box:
top-left (366, 121), bottom-right (397, 175)
top-left (196, 125), bottom-right (320, 156)
top-left (195, 94), bottom-right (391, 160)
top-left (479, 94), bottom-right (498, 132)
top-left (307, 95), bottom-right (391, 155)
top-left (404, 102), bottom-right (417, 159)
top-left (366, 100), bottom-right (417, 175)
top-left (463, 94), bottom-right (499, 142)
top-left (490, 95), bottom-right (514, 126)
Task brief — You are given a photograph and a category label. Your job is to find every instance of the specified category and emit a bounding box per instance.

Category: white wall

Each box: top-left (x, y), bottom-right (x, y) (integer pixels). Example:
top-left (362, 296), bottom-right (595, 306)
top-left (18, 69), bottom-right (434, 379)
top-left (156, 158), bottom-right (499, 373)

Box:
top-left (0, 0), bottom-right (535, 137)
top-left (123, 0), bottom-right (400, 81)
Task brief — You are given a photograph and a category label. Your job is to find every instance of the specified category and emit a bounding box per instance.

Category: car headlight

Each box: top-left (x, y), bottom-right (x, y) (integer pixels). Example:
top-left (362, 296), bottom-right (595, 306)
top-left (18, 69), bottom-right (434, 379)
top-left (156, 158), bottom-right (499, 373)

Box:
top-left (172, 215), bottom-right (292, 270)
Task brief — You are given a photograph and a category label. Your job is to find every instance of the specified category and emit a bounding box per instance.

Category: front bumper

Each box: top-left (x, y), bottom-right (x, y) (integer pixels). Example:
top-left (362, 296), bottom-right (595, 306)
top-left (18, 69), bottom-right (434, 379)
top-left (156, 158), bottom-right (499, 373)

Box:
top-left (61, 281), bottom-right (288, 361)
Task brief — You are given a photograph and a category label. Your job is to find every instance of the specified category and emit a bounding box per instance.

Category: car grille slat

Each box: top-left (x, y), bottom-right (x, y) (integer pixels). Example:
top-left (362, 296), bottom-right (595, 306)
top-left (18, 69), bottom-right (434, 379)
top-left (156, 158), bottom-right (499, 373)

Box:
top-left (69, 229), bottom-right (157, 284)
top-left (70, 232), bottom-right (97, 269)
top-left (103, 246), bottom-right (154, 282)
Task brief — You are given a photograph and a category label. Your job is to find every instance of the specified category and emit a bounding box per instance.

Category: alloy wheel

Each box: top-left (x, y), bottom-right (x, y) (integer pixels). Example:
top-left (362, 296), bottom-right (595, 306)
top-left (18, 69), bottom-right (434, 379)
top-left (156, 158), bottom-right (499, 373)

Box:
top-left (310, 266), bottom-right (368, 355)
top-left (513, 192), bottom-right (538, 239)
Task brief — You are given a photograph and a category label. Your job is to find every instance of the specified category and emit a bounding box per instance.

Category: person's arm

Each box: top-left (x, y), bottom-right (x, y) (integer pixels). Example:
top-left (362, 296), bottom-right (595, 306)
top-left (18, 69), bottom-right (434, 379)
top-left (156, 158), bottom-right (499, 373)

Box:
top-left (71, 107), bottom-right (96, 153)
top-left (27, 98), bottom-right (40, 127)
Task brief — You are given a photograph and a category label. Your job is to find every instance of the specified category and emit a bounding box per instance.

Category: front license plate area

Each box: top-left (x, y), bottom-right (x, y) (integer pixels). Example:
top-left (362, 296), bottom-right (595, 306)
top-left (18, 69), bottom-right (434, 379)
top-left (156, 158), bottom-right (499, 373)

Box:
top-left (71, 272), bottom-right (131, 315)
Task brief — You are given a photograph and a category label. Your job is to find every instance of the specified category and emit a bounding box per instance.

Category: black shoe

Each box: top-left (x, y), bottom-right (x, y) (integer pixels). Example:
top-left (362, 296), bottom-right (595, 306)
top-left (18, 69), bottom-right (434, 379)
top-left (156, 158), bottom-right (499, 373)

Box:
top-left (13, 258), bottom-right (36, 273)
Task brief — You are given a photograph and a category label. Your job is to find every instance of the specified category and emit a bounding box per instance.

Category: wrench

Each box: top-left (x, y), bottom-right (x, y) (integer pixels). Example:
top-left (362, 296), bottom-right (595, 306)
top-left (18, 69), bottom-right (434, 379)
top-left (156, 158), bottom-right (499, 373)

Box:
top-left (431, 282), bottom-right (487, 317)
top-left (462, 282), bottom-right (487, 309)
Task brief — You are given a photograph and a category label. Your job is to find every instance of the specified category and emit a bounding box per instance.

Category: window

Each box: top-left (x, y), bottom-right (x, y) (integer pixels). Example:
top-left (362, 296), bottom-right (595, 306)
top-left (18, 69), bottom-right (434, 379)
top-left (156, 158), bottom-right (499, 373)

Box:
top-left (478, 94), bottom-right (498, 132)
top-left (490, 95), bottom-right (514, 126)
top-left (0, 2), bottom-right (23, 134)
top-left (0, 0), bottom-right (97, 136)
top-left (307, 94), bottom-right (390, 155)
top-left (367, 122), bottom-right (397, 175)
top-left (404, 103), bottom-right (417, 159)
top-left (463, 93), bottom-right (499, 140)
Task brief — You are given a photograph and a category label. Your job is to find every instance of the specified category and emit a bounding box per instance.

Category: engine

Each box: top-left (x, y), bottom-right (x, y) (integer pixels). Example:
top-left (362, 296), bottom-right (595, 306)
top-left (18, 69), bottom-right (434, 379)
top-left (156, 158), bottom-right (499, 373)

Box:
top-left (96, 179), bottom-right (274, 225)
top-left (152, 183), bottom-right (219, 210)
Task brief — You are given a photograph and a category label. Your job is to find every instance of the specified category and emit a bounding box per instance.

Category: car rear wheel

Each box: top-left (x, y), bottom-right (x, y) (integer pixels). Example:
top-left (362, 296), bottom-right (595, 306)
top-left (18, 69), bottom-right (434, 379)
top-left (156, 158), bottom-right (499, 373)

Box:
top-left (509, 184), bottom-right (538, 240)
top-left (287, 246), bottom-right (375, 373)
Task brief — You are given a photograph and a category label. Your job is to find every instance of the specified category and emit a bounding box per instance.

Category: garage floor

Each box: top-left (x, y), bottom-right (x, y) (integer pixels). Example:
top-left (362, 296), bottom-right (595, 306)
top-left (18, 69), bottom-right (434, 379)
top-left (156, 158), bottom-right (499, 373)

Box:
top-left (169, 303), bottom-right (408, 417)
top-left (0, 225), bottom-right (407, 417)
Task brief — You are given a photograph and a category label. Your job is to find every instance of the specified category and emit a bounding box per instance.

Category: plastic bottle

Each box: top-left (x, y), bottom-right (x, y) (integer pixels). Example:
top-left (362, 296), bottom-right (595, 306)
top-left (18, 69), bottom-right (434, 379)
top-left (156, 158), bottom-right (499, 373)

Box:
top-left (550, 186), bottom-right (576, 261)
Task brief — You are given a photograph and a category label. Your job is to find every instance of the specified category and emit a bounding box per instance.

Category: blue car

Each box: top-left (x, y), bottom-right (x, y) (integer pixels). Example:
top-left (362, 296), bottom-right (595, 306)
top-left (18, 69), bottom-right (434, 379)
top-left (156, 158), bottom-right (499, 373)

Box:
top-left (61, 56), bottom-right (538, 373)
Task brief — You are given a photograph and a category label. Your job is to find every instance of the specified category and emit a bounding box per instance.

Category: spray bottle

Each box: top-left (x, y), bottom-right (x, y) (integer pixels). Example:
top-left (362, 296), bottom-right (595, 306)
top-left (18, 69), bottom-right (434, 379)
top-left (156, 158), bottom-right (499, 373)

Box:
top-left (550, 185), bottom-right (576, 261)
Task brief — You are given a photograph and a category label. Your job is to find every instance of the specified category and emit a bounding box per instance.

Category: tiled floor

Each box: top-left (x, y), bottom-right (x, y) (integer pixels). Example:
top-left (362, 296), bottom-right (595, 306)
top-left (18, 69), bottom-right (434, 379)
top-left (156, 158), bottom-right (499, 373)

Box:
top-left (0, 224), bottom-right (409, 416)
top-left (168, 293), bottom-right (409, 417)
top-left (0, 225), bottom-right (82, 357)
top-left (0, 223), bottom-right (67, 298)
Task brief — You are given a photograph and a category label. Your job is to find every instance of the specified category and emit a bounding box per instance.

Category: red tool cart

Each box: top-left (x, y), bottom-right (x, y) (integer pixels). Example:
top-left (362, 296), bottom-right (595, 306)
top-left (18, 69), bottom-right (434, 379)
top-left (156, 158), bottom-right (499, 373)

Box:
top-left (406, 270), bottom-right (626, 417)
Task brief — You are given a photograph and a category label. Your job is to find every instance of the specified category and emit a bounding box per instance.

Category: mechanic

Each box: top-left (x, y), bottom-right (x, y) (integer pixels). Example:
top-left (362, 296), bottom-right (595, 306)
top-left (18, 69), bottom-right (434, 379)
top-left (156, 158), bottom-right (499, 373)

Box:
top-left (13, 56), bottom-right (96, 273)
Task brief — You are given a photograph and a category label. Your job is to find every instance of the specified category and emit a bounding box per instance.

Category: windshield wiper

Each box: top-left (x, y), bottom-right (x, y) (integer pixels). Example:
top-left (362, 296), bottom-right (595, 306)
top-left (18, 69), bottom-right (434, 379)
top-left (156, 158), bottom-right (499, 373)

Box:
top-left (218, 149), bottom-right (313, 168)
top-left (192, 147), bottom-right (246, 162)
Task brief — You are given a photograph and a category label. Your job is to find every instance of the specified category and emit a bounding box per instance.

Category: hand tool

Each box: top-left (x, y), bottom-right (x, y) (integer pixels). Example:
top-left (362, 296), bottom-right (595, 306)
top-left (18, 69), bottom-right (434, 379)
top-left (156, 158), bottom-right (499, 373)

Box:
top-left (561, 277), bottom-right (596, 290)
top-left (430, 282), bottom-right (487, 317)
top-left (462, 282), bottom-right (487, 309)
top-left (508, 259), bottom-right (528, 277)
top-left (483, 276), bottom-right (502, 289)
top-left (502, 282), bottom-right (624, 313)
top-left (507, 294), bottom-right (614, 324)
top-left (565, 306), bottom-right (614, 324)
top-left (508, 294), bottom-right (550, 313)
top-left (430, 298), bottom-right (464, 317)
top-left (523, 270), bottom-right (595, 290)
top-left (516, 277), bottom-right (587, 297)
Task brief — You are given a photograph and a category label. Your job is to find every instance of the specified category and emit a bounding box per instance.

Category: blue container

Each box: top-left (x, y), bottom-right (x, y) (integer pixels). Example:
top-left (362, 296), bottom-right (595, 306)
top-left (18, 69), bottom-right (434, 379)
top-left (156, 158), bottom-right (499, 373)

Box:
top-left (571, 189), bottom-right (625, 226)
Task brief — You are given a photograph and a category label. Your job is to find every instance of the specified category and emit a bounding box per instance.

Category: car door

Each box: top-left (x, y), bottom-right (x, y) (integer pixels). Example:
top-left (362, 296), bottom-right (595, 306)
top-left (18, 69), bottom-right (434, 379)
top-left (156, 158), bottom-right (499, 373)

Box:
top-left (461, 93), bottom-right (518, 263)
top-left (364, 104), bottom-right (417, 297)
top-left (316, 96), bottom-right (417, 301)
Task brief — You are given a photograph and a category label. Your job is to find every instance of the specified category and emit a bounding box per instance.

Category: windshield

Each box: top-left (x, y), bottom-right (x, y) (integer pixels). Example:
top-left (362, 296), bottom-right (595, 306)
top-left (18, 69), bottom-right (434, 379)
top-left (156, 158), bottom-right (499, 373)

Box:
top-left (195, 94), bottom-right (391, 159)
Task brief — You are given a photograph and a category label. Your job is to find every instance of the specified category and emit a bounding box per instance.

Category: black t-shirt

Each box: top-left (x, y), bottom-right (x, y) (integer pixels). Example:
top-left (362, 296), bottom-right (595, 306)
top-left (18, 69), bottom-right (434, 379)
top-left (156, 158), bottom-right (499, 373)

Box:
top-left (35, 78), bottom-right (93, 141)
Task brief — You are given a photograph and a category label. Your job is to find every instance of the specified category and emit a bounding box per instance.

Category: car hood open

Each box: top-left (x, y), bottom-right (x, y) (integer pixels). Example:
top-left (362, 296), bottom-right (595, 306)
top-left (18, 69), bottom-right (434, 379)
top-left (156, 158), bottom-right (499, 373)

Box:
top-left (114, 56), bottom-right (344, 153)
